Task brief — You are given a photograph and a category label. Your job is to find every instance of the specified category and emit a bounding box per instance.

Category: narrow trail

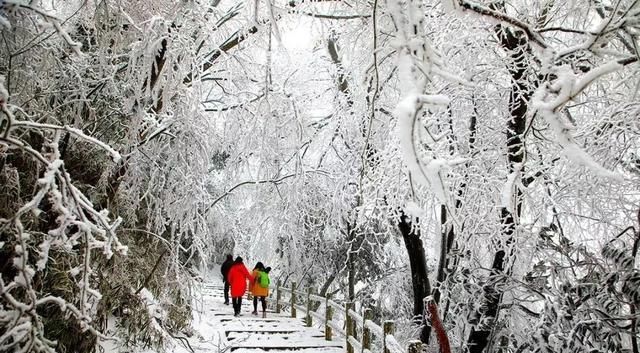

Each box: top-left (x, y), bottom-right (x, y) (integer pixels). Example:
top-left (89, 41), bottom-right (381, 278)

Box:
top-left (190, 281), bottom-right (344, 353)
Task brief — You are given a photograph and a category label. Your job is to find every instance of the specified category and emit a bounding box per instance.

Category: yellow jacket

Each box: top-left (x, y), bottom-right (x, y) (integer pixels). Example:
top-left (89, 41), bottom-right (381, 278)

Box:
top-left (250, 269), bottom-right (269, 297)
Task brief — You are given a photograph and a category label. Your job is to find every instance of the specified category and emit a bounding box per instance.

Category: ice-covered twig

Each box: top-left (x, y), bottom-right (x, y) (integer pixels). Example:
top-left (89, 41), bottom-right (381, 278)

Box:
top-left (0, 76), bottom-right (8, 104)
top-left (3, 0), bottom-right (83, 55)
top-left (1, 82), bottom-right (123, 353)
top-left (500, 163), bottom-right (522, 213)
top-left (456, 0), bottom-right (548, 49)
top-left (395, 91), bottom-right (466, 204)
top-left (531, 61), bottom-right (631, 179)
top-left (391, 0), bottom-right (459, 205)
top-left (11, 120), bottom-right (122, 162)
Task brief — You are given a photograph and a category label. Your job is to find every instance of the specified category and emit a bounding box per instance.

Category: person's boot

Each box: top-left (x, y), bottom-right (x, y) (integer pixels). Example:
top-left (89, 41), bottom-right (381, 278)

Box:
top-left (262, 311), bottom-right (266, 318)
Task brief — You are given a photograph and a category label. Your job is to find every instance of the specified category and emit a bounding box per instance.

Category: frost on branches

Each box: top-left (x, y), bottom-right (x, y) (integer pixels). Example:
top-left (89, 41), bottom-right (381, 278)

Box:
top-left (1, 72), bottom-right (125, 352)
top-left (0, 0), bottom-right (639, 353)
top-left (0, 1), bottom-right (215, 351)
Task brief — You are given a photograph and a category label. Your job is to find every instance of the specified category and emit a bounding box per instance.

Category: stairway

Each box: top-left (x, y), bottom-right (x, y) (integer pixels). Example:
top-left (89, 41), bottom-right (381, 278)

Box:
top-left (198, 283), bottom-right (344, 353)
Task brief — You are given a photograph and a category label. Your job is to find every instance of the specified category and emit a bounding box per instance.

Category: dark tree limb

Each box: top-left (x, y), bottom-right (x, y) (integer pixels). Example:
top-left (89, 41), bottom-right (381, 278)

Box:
top-left (135, 248), bottom-right (169, 295)
top-left (458, 0), bottom-right (548, 49)
top-left (185, 24), bottom-right (262, 84)
top-left (397, 209), bottom-right (432, 344)
top-left (466, 15), bottom-right (533, 353)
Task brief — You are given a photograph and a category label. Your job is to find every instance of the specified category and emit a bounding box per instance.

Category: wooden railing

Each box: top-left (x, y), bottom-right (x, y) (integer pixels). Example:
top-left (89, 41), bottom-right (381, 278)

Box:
top-left (268, 280), bottom-right (424, 353)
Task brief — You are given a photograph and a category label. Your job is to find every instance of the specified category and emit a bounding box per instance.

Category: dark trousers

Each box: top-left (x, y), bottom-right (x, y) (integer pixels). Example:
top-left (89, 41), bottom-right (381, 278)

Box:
top-left (232, 297), bottom-right (243, 315)
top-left (223, 281), bottom-right (230, 304)
top-left (253, 296), bottom-right (266, 312)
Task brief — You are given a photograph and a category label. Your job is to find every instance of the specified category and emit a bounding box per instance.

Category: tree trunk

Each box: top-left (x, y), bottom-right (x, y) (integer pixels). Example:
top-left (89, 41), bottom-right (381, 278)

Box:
top-left (439, 100), bottom-right (478, 324)
top-left (347, 221), bottom-right (356, 302)
top-left (398, 210), bottom-right (432, 343)
top-left (466, 24), bottom-right (531, 353)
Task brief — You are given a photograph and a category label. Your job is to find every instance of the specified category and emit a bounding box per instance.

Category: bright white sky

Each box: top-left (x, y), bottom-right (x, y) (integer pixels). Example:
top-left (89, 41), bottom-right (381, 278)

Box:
top-left (280, 17), bottom-right (319, 51)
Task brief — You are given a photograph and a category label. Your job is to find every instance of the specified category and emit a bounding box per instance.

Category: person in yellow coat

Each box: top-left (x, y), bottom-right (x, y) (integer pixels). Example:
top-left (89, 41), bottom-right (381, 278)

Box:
top-left (250, 263), bottom-right (270, 316)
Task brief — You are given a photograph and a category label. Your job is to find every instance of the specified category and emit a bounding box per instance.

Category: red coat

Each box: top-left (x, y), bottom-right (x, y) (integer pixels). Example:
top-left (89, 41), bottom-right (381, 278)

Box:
top-left (227, 263), bottom-right (254, 297)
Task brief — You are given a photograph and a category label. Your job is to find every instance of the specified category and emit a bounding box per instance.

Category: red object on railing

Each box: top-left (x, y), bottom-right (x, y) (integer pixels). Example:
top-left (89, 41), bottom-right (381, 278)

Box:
top-left (428, 302), bottom-right (451, 353)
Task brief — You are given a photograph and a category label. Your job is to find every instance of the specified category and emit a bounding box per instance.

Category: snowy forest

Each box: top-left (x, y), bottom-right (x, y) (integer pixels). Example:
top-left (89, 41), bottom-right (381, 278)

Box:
top-left (1, 0), bottom-right (639, 352)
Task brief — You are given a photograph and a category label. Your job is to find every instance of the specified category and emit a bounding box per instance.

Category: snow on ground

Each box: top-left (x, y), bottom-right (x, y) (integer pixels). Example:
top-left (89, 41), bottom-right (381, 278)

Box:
top-left (101, 268), bottom-right (342, 353)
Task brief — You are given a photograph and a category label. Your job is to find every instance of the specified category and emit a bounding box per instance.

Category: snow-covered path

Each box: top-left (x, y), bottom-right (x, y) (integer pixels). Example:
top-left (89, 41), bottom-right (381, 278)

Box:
top-left (188, 282), bottom-right (344, 353)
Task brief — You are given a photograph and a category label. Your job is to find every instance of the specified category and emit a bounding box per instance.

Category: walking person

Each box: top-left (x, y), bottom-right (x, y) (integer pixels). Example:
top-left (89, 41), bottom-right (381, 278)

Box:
top-left (220, 254), bottom-right (234, 305)
top-left (250, 262), bottom-right (265, 314)
top-left (227, 257), bottom-right (254, 316)
top-left (251, 264), bottom-right (271, 317)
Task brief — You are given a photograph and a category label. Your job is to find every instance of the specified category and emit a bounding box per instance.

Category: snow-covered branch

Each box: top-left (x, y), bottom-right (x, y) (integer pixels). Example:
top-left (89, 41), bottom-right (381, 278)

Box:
top-left (456, 0), bottom-right (548, 49)
top-left (1, 0), bottom-right (83, 54)
top-left (10, 120), bottom-right (121, 162)
top-left (531, 57), bottom-right (636, 179)
top-left (206, 170), bottom-right (331, 213)
top-left (0, 64), bottom-right (124, 351)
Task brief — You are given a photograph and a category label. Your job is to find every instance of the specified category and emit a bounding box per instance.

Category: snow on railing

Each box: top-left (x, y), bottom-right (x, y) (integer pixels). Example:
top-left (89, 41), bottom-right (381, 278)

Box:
top-left (348, 335), bottom-right (363, 352)
top-left (327, 319), bottom-right (346, 337)
top-left (309, 309), bottom-right (324, 322)
top-left (365, 319), bottom-right (384, 337)
top-left (385, 333), bottom-right (406, 353)
top-left (326, 298), bottom-right (343, 312)
top-left (268, 280), bottom-right (425, 353)
top-left (347, 308), bottom-right (363, 323)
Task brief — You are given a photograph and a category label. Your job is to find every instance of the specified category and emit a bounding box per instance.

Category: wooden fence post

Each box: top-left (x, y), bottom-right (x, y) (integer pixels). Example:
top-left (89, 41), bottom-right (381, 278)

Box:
top-left (325, 294), bottom-right (333, 341)
top-left (362, 308), bottom-right (372, 352)
top-left (306, 287), bottom-right (313, 327)
top-left (407, 340), bottom-right (422, 353)
top-left (276, 280), bottom-right (281, 313)
top-left (346, 302), bottom-right (354, 353)
top-left (383, 320), bottom-right (395, 353)
top-left (291, 281), bottom-right (297, 318)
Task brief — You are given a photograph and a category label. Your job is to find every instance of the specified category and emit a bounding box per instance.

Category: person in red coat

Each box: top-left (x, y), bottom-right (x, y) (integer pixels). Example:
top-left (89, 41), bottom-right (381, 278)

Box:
top-left (226, 257), bottom-right (254, 316)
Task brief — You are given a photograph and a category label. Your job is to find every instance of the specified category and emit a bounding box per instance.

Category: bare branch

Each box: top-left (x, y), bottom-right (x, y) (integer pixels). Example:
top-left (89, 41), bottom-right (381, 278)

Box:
top-left (458, 0), bottom-right (548, 49)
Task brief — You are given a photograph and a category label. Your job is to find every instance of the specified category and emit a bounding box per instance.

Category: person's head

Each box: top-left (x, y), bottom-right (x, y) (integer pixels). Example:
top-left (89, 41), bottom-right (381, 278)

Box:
top-left (234, 256), bottom-right (243, 264)
top-left (226, 254), bottom-right (233, 261)
top-left (254, 262), bottom-right (264, 270)
top-left (265, 267), bottom-right (271, 273)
